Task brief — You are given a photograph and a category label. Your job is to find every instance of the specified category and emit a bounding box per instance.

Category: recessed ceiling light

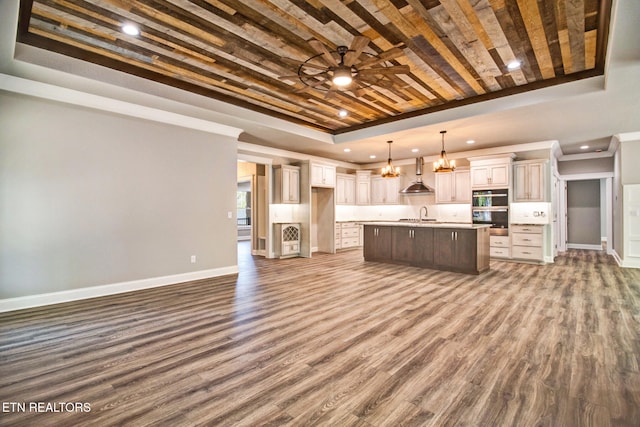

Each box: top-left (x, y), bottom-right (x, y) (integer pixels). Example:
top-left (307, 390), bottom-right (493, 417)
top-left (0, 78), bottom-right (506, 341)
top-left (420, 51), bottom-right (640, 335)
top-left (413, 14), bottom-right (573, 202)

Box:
top-left (466, 140), bottom-right (475, 144)
top-left (595, 149), bottom-right (603, 153)
top-left (507, 60), bottom-right (521, 70)
top-left (122, 24), bottom-right (140, 36)
top-left (343, 148), bottom-right (351, 152)
top-left (580, 145), bottom-right (589, 150)
top-left (370, 155), bottom-right (376, 159)
top-left (338, 109), bottom-right (348, 117)
top-left (411, 148), bottom-right (419, 153)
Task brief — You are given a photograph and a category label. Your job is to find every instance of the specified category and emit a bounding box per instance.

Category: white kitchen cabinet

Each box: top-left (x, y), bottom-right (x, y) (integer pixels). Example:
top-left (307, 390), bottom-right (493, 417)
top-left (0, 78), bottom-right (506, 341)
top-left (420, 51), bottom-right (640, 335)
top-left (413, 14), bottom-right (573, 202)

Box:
top-left (273, 164), bottom-right (300, 204)
top-left (489, 235), bottom-right (511, 258)
top-left (311, 163), bottom-right (336, 187)
top-left (511, 224), bottom-right (544, 262)
top-left (435, 169), bottom-right (470, 204)
top-left (356, 170), bottom-right (371, 205)
top-left (274, 223), bottom-right (301, 258)
top-left (336, 173), bottom-right (356, 205)
top-left (469, 154), bottom-right (515, 189)
top-left (514, 160), bottom-right (546, 202)
top-left (335, 222), bottom-right (361, 249)
top-left (371, 176), bottom-right (400, 204)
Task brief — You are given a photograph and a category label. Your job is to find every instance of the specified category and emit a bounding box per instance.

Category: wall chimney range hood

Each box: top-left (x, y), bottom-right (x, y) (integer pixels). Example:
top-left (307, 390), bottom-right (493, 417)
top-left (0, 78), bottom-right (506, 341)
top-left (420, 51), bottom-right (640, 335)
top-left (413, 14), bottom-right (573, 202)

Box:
top-left (399, 157), bottom-right (435, 195)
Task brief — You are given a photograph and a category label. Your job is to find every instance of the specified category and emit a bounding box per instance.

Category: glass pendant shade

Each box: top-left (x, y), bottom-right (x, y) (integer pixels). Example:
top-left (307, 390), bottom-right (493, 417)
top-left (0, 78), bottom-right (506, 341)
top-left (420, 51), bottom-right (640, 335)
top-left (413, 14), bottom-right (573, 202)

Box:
top-left (332, 66), bottom-right (353, 86)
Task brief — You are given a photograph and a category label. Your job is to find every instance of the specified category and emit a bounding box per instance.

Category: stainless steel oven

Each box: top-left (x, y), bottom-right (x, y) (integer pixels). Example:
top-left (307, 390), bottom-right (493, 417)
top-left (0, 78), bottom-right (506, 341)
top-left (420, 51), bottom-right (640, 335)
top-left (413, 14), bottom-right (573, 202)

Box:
top-left (472, 190), bottom-right (509, 235)
top-left (472, 189), bottom-right (509, 208)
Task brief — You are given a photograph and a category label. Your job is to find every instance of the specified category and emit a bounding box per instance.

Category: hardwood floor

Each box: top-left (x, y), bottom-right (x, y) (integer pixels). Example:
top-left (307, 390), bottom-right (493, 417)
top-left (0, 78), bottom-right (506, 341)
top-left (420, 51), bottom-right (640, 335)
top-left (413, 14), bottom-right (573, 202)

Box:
top-left (1, 244), bottom-right (639, 426)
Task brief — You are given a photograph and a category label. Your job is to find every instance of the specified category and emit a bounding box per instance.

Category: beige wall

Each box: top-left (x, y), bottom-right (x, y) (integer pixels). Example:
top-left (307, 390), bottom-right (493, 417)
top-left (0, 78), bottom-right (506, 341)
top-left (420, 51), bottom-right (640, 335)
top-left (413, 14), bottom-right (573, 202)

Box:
top-left (0, 91), bottom-right (238, 299)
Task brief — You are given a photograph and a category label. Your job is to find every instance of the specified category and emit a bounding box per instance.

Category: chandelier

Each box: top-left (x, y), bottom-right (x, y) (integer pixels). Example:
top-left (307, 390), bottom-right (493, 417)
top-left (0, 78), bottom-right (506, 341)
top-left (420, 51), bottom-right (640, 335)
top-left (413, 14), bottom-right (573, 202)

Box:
top-left (381, 140), bottom-right (400, 178)
top-left (433, 130), bottom-right (455, 173)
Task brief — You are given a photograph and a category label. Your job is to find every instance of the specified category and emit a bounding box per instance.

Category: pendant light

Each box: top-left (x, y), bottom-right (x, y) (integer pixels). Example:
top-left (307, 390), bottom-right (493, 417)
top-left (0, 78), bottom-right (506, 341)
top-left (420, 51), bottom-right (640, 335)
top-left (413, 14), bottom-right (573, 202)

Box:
top-left (381, 140), bottom-right (400, 178)
top-left (433, 130), bottom-right (456, 173)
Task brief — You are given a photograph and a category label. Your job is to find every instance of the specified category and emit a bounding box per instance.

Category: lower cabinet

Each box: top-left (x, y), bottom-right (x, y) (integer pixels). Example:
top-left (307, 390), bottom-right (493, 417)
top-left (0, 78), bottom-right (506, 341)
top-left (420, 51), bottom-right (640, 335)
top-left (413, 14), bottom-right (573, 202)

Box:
top-left (511, 224), bottom-right (544, 262)
top-left (391, 227), bottom-right (434, 265)
top-left (336, 222), bottom-right (362, 250)
top-left (274, 223), bottom-right (301, 258)
top-left (363, 225), bottom-right (392, 261)
top-left (364, 225), bottom-right (490, 274)
top-left (434, 228), bottom-right (475, 271)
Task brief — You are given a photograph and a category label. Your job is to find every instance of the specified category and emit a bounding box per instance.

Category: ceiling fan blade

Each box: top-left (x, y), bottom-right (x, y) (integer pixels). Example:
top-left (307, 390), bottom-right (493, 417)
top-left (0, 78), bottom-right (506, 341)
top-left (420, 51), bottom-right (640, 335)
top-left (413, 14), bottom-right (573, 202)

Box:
top-left (357, 65), bottom-right (411, 76)
top-left (279, 75), bottom-right (300, 80)
top-left (356, 47), bottom-right (404, 68)
top-left (281, 57), bottom-right (327, 71)
top-left (357, 75), bottom-right (395, 88)
top-left (343, 36), bottom-right (369, 66)
top-left (325, 88), bottom-right (337, 99)
top-left (309, 39), bottom-right (338, 67)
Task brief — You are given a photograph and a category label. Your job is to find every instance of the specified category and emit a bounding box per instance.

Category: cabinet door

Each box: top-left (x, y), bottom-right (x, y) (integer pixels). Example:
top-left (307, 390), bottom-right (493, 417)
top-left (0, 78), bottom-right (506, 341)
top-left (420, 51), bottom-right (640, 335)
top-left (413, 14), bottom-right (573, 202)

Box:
top-left (371, 177), bottom-right (399, 204)
top-left (489, 165), bottom-right (509, 187)
top-left (471, 167), bottom-right (490, 187)
top-left (356, 180), bottom-right (370, 205)
top-left (385, 177), bottom-right (399, 204)
top-left (287, 168), bottom-right (300, 203)
top-left (434, 229), bottom-right (456, 267)
top-left (453, 229), bottom-right (477, 271)
top-left (311, 164), bottom-right (336, 187)
top-left (435, 172), bottom-right (454, 203)
top-left (336, 174), bottom-right (354, 205)
top-left (513, 163), bottom-right (529, 201)
top-left (453, 170), bottom-right (471, 202)
top-left (434, 228), bottom-right (476, 270)
top-left (364, 226), bottom-right (391, 260)
top-left (527, 163), bottom-right (544, 201)
top-left (392, 227), bottom-right (415, 263)
top-left (371, 177), bottom-right (386, 204)
top-left (414, 227), bottom-right (434, 265)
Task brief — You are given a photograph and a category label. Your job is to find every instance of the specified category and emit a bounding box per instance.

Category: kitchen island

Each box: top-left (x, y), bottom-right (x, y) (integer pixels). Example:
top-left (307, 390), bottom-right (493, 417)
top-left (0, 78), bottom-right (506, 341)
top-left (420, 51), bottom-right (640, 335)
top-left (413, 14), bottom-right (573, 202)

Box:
top-left (363, 222), bottom-right (491, 274)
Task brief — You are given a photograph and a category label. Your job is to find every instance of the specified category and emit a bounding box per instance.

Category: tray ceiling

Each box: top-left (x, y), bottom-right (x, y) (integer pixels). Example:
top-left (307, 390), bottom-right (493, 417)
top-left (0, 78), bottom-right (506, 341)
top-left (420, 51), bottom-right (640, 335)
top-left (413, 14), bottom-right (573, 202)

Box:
top-left (17, 0), bottom-right (611, 134)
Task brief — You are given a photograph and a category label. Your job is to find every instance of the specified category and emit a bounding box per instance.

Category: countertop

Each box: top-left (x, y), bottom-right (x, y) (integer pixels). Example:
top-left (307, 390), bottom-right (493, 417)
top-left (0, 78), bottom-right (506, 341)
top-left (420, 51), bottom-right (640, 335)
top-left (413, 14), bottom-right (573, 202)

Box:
top-left (361, 221), bottom-right (489, 229)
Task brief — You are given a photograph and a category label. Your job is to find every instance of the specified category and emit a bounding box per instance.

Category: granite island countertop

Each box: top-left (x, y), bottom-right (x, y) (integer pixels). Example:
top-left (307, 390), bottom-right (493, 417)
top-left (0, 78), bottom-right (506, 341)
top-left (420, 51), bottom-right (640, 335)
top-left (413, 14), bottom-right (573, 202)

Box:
top-left (361, 221), bottom-right (489, 229)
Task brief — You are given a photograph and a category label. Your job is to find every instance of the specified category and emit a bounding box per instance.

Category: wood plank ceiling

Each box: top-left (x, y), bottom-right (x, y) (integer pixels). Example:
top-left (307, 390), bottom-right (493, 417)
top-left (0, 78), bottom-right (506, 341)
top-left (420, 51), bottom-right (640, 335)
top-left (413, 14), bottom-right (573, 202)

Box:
top-left (17, 0), bottom-right (611, 133)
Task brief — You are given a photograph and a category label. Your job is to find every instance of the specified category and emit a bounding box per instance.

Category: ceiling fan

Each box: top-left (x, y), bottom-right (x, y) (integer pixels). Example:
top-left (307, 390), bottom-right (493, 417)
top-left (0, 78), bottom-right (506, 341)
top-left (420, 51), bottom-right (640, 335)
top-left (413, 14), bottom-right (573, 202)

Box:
top-left (280, 36), bottom-right (410, 97)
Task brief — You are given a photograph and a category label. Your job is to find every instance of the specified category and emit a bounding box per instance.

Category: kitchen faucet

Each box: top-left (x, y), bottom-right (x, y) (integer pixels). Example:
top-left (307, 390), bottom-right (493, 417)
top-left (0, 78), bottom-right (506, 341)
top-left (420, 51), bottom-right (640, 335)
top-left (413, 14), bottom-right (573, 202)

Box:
top-left (419, 205), bottom-right (428, 221)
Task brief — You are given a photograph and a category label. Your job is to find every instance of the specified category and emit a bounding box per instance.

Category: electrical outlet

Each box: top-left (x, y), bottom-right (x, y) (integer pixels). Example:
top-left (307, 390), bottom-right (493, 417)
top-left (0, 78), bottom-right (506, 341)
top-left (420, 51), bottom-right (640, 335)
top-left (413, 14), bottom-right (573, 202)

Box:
top-left (190, 255), bottom-right (196, 263)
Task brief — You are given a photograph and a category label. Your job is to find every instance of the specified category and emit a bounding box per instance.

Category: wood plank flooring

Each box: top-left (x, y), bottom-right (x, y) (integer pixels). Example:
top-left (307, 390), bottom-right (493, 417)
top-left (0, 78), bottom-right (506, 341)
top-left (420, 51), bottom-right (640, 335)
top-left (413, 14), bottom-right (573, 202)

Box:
top-left (1, 244), bottom-right (639, 426)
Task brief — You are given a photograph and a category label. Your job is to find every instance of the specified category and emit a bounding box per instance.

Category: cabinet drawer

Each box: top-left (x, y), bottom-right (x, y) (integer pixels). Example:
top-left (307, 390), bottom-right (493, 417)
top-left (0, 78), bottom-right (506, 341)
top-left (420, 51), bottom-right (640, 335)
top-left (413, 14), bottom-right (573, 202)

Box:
top-left (341, 238), bottom-right (360, 248)
top-left (282, 242), bottom-right (300, 255)
top-left (341, 228), bottom-right (360, 238)
top-left (511, 225), bottom-right (543, 234)
top-left (490, 247), bottom-right (511, 258)
top-left (512, 245), bottom-right (543, 260)
top-left (490, 236), bottom-right (510, 247)
top-left (512, 233), bottom-right (542, 246)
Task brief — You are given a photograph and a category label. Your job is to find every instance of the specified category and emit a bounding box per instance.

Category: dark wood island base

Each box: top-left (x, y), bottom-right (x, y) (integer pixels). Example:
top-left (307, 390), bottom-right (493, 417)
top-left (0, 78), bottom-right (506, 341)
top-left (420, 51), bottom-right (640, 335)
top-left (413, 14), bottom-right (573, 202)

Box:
top-left (363, 223), bottom-right (491, 274)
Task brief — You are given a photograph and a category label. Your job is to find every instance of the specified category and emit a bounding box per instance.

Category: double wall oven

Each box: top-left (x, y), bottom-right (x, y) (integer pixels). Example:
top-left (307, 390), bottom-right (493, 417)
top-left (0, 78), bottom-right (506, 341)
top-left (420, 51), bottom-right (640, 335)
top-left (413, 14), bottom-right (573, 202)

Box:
top-left (472, 189), bottom-right (509, 235)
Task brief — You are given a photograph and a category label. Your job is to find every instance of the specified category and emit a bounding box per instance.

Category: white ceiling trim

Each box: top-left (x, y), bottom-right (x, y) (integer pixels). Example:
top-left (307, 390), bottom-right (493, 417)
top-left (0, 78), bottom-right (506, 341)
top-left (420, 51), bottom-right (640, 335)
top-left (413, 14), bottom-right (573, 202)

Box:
top-left (0, 73), bottom-right (244, 138)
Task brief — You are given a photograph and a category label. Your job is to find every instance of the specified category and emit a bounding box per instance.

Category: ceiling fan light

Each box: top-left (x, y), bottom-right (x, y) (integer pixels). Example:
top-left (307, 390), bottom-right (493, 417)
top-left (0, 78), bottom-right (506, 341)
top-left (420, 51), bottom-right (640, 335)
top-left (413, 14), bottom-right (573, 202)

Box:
top-left (332, 66), bottom-right (353, 86)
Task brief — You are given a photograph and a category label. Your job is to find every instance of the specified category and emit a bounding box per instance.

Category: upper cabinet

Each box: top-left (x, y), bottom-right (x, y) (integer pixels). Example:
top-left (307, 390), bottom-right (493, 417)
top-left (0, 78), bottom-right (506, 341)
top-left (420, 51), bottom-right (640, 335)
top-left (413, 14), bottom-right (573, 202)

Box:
top-left (336, 173), bottom-right (356, 205)
top-left (514, 160), bottom-right (547, 202)
top-left (435, 169), bottom-right (471, 204)
top-left (371, 176), bottom-right (400, 204)
top-left (469, 154), bottom-right (515, 189)
top-left (273, 164), bottom-right (300, 204)
top-left (311, 163), bottom-right (336, 187)
top-left (356, 170), bottom-right (371, 205)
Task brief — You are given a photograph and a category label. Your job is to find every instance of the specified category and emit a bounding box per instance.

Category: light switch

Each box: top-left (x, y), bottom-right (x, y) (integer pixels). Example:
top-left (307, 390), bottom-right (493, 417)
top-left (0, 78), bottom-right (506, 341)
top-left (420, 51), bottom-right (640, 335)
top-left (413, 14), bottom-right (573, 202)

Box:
top-left (228, 211), bottom-right (233, 219)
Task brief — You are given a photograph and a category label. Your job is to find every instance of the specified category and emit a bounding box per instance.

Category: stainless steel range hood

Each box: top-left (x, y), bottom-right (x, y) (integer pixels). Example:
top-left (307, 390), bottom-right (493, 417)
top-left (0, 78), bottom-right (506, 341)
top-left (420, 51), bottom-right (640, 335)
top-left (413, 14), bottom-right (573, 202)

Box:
top-left (400, 157), bottom-right (435, 195)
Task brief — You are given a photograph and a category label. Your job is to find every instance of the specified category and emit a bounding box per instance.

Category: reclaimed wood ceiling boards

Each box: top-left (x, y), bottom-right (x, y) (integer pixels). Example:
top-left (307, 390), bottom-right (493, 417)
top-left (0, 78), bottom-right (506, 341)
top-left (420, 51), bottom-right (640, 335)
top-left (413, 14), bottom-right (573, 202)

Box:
top-left (17, 0), bottom-right (611, 133)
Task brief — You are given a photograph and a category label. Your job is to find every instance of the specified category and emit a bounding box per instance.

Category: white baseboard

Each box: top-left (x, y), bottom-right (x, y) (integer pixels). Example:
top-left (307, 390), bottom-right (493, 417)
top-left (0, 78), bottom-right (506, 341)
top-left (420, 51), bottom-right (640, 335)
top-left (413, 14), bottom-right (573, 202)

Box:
top-left (0, 266), bottom-right (238, 313)
top-left (567, 243), bottom-right (602, 251)
top-left (611, 250), bottom-right (623, 266)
